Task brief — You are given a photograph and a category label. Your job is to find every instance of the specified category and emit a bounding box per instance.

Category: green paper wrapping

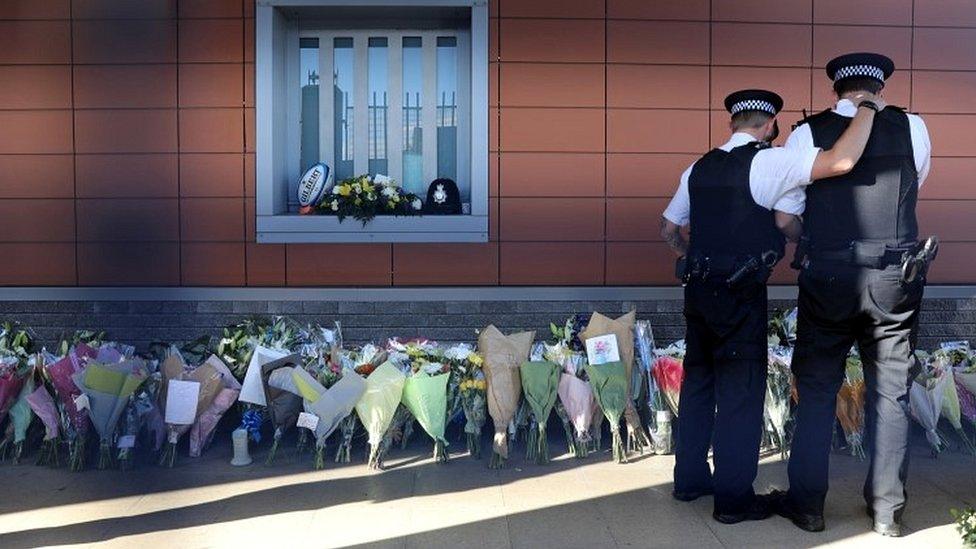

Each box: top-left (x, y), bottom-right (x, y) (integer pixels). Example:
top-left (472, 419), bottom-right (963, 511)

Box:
top-left (584, 360), bottom-right (629, 462)
top-left (9, 377), bottom-right (34, 444)
top-left (520, 361), bottom-right (561, 423)
top-left (520, 360), bottom-right (561, 464)
top-left (401, 372), bottom-right (450, 445)
top-left (355, 362), bottom-right (406, 446)
top-left (580, 311), bottom-right (647, 453)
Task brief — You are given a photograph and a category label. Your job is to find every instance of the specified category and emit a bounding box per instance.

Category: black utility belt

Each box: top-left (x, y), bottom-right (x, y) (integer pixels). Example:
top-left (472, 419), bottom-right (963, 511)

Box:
top-left (677, 251), bottom-right (779, 289)
top-left (807, 241), bottom-right (918, 269)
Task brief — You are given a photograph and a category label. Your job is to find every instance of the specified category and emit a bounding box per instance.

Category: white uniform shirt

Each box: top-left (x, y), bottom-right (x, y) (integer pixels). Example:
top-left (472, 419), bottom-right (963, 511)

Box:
top-left (785, 99), bottom-right (932, 192)
top-left (662, 132), bottom-right (820, 227)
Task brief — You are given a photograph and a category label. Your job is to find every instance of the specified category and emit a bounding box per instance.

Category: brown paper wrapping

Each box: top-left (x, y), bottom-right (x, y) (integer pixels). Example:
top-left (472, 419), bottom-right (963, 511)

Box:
top-left (479, 325), bottom-right (534, 458)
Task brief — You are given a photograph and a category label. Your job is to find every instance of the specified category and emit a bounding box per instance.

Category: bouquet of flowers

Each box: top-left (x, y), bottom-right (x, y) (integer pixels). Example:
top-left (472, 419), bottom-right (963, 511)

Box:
top-left (651, 341), bottom-right (685, 418)
top-left (835, 350), bottom-right (866, 459)
top-left (317, 174), bottom-right (423, 225)
top-left (910, 362), bottom-right (950, 455)
top-left (338, 343), bottom-right (389, 462)
top-left (930, 354), bottom-right (976, 454)
top-left (217, 316), bottom-right (303, 382)
top-left (580, 311), bottom-right (650, 455)
top-left (26, 378), bottom-right (61, 466)
top-left (635, 320), bottom-right (673, 455)
top-left (355, 361), bottom-right (406, 469)
top-left (188, 355), bottom-right (242, 458)
top-left (260, 354), bottom-right (305, 464)
top-left (401, 367), bottom-right (451, 463)
top-left (764, 345), bottom-right (794, 458)
top-left (55, 329), bottom-right (105, 359)
top-left (1, 374), bottom-right (34, 463)
top-left (116, 372), bottom-right (163, 470)
top-left (442, 344), bottom-right (486, 458)
top-left (519, 359), bottom-right (561, 464)
top-left (158, 351), bottom-right (223, 467)
top-left (291, 365), bottom-right (365, 469)
top-left (478, 325), bottom-right (534, 469)
top-left (236, 342), bottom-right (294, 452)
top-left (42, 349), bottom-right (94, 471)
top-left (584, 359), bottom-right (629, 463)
top-left (73, 357), bottom-right (149, 468)
top-left (556, 357), bottom-right (595, 458)
top-left (768, 308), bottom-right (798, 347)
top-left (547, 322), bottom-right (596, 457)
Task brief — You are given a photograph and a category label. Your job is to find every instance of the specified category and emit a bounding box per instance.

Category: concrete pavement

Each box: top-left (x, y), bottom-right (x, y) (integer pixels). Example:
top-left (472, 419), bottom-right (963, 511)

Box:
top-left (0, 433), bottom-right (969, 548)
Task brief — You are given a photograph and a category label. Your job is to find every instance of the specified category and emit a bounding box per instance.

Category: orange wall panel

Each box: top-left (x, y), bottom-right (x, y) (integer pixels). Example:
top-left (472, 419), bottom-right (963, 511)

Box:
top-left (0, 5), bottom-right (973, 288)
top-left (712, 0), bottom-right (812, 24)
top-left (286, 244), bottom-right (392, 286)
top-left (499, 153), bottom-right (605, 198)
top-left (814, 0), bottom-right (912, 26)
top-left (76, 154), bottom-right (178, 198)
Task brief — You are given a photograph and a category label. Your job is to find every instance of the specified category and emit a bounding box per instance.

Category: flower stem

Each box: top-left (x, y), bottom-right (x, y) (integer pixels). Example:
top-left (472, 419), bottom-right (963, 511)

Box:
top-left (97, 439), bottom-right (113, 470)
top-left (525, 423), bottom-right (538, 462)
top-left (265, 431), bottom-right (282, 466)
top-left (433, 439), bottom-right (448, 464)
top-left (158, 442), bottom-right (177, 468)
top-left (536, 423), bottom-right (549, 465)
top-left (314, 445), bottom-right (326, 470)
top-left (488, 450), bottom-right (506, 469)
top-left (70, 438), bottom-right (87, 472)
top-left (611, 428), bottom-right (627, 464)
top-left (366, 444), bottom-right (384, 470)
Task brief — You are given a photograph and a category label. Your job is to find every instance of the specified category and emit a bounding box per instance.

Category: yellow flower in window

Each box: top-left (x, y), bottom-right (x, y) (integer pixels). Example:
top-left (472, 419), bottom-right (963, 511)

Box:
top-left (337, 184), bottom-right (351, 197)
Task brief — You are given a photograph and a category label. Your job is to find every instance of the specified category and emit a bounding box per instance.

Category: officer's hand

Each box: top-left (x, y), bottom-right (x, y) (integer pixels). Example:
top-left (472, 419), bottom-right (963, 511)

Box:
top-left (850, 91), bottom-right (887, 111)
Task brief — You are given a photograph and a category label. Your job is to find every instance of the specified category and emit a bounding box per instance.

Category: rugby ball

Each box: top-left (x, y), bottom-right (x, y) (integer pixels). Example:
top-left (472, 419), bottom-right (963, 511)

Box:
top-left (296, 163), bottom-right (332, 207)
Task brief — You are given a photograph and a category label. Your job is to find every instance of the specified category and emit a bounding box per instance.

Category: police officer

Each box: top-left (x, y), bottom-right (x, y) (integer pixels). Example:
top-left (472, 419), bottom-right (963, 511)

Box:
top-left (660, 89), bottom-right (881, 525)
top-left (773, 53), bottom-right (933, 537)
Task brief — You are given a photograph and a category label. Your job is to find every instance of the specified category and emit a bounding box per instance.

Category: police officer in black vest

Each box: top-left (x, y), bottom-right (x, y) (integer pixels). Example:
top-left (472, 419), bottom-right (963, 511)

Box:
top-left (661, 89), bottom-right (881, 525)
top-left (772, 53), bottom-right (934, 538)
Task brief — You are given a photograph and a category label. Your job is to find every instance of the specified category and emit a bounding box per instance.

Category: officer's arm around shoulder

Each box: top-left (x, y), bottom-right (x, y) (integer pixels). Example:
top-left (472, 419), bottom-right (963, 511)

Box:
top-left (809, 103), bottom-right (878, 181)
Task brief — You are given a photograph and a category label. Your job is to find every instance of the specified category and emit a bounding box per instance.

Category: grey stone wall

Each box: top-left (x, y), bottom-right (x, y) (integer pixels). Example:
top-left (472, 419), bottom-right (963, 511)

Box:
top-left (0, 298), bottom-right (972, 352)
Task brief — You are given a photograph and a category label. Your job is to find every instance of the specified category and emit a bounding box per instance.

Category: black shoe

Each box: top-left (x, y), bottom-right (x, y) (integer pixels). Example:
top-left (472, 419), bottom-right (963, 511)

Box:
top-left (773, 494), bottom-right (825, 532)
top-left (672, 487), bottom-right (713, 502)
top-left (712, 493), bottom-right (779, 525)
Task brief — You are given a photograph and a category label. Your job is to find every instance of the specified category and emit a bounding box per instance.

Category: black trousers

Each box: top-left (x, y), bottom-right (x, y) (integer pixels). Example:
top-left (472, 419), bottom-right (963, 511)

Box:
top-left (786, 263), bottom-right (923, 523)
top-left (675, 278), bottom-right (768, 514)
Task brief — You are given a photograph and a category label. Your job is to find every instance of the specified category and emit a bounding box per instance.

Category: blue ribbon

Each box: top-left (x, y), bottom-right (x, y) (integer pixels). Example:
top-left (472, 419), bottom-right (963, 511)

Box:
top-left (239, 409), bottom-right (263, 443)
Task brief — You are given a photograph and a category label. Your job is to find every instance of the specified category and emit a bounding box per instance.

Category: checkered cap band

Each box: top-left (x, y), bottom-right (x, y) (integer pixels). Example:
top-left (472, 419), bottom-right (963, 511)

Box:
top-left (834, 64), bottom-right (885, 82)
top-left (730, 99), bottom-right (776, 116)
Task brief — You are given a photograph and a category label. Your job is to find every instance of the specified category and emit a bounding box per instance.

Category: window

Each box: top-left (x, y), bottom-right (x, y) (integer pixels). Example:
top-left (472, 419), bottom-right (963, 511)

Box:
top-left (256, 1), bottom-right (488, 243)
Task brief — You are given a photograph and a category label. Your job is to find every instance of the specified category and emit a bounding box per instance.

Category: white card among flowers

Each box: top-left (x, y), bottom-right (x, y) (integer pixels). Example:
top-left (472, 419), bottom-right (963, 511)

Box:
top-left (165, 379), bottom-right (200, 425)
top-left (585, 334), bottom-right (621, 365)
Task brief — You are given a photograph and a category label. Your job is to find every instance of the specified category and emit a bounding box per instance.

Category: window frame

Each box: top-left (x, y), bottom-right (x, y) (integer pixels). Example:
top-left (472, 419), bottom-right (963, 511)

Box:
top-left (255, 0), bottom-right (489, 243)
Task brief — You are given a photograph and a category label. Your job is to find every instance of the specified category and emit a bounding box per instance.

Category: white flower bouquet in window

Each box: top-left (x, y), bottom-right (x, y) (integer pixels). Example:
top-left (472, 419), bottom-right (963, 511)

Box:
top-left (311, 174), bottom-right (423, 225)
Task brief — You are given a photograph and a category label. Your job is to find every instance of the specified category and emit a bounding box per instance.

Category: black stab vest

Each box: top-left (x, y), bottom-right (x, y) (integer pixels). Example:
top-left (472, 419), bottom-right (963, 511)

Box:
top-left (687, 142), bottom-right (785, 260)
top-left (800, 107), bottom-right (918, 250)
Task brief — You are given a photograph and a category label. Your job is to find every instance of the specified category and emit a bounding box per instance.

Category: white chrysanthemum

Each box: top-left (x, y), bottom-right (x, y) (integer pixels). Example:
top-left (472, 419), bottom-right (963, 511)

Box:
top-left (332, 186), bottom-right (341, 194)
top-left (374, 174), bottom-right (391, 184)
top-left (444, 343), bottom-right (474, 361)
top-left (381, 185), bottom-right (397, 198)
top-left (412, 198), bottom-right (422, 210)
top-left (330, 200), bottom-right (339, 211)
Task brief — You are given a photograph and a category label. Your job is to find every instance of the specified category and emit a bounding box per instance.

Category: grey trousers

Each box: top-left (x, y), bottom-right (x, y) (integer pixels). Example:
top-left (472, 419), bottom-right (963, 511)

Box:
top-left (786, 263), bottom-right (923, 523)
